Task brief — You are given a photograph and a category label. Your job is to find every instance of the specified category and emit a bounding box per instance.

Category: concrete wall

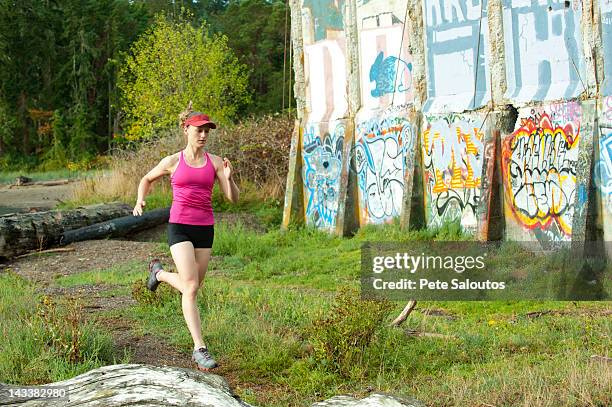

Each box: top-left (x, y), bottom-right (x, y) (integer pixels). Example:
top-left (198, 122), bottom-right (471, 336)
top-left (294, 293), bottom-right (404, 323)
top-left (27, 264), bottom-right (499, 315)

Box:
top-left (283, 0), bottom-right (610, 247)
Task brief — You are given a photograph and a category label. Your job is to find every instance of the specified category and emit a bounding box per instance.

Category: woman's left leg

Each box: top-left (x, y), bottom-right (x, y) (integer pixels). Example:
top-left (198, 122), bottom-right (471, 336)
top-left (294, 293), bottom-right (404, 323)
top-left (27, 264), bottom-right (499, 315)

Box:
top-left (194, 248), bottom-right (211, 285)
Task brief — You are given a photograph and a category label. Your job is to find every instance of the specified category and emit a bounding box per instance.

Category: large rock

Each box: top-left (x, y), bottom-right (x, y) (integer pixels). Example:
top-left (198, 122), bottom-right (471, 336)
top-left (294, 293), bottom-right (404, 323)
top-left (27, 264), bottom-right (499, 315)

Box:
top-left (311, 393), bottom-right (425, 407)
top-left (0, 364), bottom-right (253, 406)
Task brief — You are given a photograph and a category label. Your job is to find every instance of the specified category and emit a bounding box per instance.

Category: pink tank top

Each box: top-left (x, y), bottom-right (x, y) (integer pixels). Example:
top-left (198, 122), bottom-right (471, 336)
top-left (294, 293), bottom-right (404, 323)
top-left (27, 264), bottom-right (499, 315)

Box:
top-left (169, 151), bottom-right (216, 225)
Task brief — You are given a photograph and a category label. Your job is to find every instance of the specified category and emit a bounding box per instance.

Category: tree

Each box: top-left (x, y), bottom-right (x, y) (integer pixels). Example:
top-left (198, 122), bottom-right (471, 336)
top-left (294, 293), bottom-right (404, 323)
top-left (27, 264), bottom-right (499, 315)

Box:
top-left (0, 0), bottom-right (149, 167)
top-left (119, 12), bottom-right (250, 140)
top-left (217, 0), bottom-right (290, 113)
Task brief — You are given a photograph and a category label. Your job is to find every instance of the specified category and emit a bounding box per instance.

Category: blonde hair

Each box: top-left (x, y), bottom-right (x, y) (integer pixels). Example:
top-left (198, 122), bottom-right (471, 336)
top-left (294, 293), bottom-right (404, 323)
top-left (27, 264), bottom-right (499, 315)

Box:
top-left (178, 101), bottom-right (194, 128)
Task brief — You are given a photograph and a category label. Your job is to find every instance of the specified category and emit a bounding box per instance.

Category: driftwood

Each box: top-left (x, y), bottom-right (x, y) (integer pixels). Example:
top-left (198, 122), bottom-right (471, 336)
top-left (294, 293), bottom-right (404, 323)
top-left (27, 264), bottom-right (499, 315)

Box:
top-left (15, 247), bottom-right (76, 259)
top-left (390, 300), bottom-right (417, 327)
top-left (60, 208), bottom-right (169, 245)
top-left (0, 364), bottom-right (253, 407)
top-left (0, 203), bottom-right (131, 259)
top-left (8, 178), bottom-right (71, 188)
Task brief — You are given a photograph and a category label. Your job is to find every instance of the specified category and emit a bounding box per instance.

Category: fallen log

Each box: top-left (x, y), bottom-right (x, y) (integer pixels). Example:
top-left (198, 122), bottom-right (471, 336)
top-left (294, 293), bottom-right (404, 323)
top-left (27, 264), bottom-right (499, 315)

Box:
top-left (60, 207), bottom-right (169, 245)
top-left (0, 203), bottom-right (131, 259)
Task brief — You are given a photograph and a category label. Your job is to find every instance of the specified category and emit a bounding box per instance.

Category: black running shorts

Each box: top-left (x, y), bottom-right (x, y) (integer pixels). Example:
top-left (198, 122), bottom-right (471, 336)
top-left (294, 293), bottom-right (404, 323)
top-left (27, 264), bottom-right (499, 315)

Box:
top-left (167, 223), bottom-right (214, 249)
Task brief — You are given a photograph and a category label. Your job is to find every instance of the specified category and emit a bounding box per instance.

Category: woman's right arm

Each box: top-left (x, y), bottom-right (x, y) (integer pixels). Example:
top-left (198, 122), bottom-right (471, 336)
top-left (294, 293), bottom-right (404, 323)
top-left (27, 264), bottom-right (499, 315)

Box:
top-left (133, 155), bottom-right (178, 216)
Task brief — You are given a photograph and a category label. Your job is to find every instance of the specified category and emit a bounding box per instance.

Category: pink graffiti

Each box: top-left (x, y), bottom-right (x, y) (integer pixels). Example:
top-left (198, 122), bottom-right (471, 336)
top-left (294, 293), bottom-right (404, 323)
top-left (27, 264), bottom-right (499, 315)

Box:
top-left (605, 96), bottom-right (612, 122)
top-left (550, 101), bottom-right (582, 123)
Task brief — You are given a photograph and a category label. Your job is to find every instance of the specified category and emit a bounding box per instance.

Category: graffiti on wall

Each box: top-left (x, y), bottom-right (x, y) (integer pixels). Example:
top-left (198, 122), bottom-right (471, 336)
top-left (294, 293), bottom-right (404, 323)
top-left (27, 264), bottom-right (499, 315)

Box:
top-left (370, 52), bottom-right (412, 97)
top-left (594, 127), bottom-right (612, 203)
top-left (605, 96), bottom-right (612, 123)
top-left (302, 0), bottom-right (348, 123)
top-left (302, 0), bottom-right (345, 43)
top-left (502, 0), bottom-right (585, 103)
top-left (357, 0), bottom-right (413, 110)
top-left (423, 0), bottom-right (490, 112)
top-left (502, 105), bottom-right (582, 241)
top-left (355, 115), bottom-right (415, 224)
top-left (422, 114), bottom-right (486, 231)
top-left (302, 122), bottom-right (345, 229)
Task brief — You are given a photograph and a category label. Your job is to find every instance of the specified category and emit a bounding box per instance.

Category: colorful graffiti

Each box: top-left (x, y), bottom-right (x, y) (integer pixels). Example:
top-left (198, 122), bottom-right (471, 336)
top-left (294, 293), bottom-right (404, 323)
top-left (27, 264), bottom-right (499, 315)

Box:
top-left (502, 0), bottom-right (585, 103)
top-left (422, 114), bottom-right (486, 230)
top-left (594, 126), bottom-right (612, 198)
top-left (423, 0), bottom-right (490, 112)
top-left (357, 0), bottom-right (413, 110)
top-left (502, 109), bottom-right (581, 240)
top-left (369, 51), bottom-right (412, 97)
top-left (355, 115), bottom-right (415, 224)
top-left (302, 123), bottom-right (345, 229)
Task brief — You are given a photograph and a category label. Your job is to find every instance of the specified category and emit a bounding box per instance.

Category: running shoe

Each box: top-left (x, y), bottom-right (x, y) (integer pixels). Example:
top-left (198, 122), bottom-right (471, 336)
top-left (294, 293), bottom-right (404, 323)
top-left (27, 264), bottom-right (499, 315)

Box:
top-left (192, 347), bottom-right (219, 370)
top-left (147, 259), bottom-right (163, 291)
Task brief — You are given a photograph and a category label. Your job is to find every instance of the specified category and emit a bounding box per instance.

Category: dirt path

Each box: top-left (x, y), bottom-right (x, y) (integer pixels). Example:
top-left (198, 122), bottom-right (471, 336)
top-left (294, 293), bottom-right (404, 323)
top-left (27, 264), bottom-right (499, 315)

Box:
top-left (1, 235), bottom-right (195, 366)
top-left (1, 211), bottom-right (266, 373)
top-left (0, 182), bottom-right (79, 215)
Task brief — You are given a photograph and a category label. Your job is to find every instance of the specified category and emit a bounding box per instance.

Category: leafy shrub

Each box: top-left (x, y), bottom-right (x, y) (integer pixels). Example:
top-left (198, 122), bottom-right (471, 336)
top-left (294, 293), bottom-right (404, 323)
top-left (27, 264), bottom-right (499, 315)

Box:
top-left (306, 288), bottom-right (392, 379)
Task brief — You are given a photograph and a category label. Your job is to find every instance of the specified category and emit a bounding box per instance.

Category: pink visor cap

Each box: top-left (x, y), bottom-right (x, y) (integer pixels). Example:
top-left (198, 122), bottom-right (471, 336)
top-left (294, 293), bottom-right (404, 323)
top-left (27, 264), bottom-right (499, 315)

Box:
top-left (184, 113), bottom-right (217, 129)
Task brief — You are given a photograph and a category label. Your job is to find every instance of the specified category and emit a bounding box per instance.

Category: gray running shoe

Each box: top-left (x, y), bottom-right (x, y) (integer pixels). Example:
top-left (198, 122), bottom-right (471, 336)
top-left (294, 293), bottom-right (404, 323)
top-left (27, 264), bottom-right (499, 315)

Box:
top-left (147, 259), bottom-right (163, 291)
top-left (192, 347), bottom-right (218, 370)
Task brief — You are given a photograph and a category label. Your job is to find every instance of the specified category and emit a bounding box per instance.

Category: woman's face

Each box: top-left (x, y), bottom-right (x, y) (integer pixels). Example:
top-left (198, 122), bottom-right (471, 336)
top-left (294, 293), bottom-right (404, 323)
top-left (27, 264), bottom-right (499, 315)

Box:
top-left (184, 124), bottom-right (212, 147)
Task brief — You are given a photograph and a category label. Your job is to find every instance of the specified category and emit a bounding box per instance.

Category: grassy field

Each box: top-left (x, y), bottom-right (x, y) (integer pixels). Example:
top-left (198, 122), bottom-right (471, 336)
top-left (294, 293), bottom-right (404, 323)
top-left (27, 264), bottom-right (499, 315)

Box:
top-left (42, 218), bottom-right (611, 407)
top-left (0, 272), bottom-right (122, 385)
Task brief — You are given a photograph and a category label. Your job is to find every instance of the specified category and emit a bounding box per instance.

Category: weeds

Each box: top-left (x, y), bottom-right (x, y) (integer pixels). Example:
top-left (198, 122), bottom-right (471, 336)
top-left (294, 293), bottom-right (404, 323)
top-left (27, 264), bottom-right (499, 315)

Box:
top-left (131, 279), bottom-right (179, 307)
top-left (0, 272), bottom-right (115, 384)
top-left (306, 288), bottom-right (393, 379)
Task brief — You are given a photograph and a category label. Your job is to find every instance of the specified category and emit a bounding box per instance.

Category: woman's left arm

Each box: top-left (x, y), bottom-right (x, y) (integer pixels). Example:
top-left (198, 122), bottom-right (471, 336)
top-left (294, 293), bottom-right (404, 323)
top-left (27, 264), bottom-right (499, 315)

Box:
top-left (215, 155), bottom-right (240, 203)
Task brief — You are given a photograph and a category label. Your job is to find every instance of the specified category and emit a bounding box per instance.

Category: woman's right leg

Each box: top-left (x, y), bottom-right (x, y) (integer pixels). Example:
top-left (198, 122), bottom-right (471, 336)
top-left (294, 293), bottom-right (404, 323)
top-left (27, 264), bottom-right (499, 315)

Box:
top-left (157, 241), bottom-right (206, 350)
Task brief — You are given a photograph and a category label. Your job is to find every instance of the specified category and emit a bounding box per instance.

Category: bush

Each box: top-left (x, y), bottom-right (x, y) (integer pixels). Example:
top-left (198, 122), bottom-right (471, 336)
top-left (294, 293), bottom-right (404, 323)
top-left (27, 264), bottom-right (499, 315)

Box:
top-left (119, 12), bottom-right (251, 140)
top-left (69, 113), bottom-right (294, 206)
top-left (306, 288), bottom-right (393, 379)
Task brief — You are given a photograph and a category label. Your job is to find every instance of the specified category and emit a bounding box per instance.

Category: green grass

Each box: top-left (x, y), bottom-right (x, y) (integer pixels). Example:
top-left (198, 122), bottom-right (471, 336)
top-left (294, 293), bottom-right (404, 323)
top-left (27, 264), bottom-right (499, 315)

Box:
top-left (4, 220), bottom-right (609, 405)
top-left (53, 260), bottom-right (145, 288)
top-left (0, 169), bottom-right (101, 185)
top-left (120, 223), bottom-right (611, 406)
top-left (0, 271), bottom-right (121, 385)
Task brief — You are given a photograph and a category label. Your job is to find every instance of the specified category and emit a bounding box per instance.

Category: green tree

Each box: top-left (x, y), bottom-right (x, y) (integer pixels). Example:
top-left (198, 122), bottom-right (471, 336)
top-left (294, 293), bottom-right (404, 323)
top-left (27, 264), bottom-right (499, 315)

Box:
top-left (119, 12), bottom-right (250, 140)
top-left (217, 0), bottom-right (292, 114)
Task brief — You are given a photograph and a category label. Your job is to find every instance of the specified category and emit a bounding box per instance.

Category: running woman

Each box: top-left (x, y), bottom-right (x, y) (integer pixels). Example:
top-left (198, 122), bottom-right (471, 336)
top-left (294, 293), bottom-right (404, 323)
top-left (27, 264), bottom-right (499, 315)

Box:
top-left (132, 108), bottom-right (239, 371)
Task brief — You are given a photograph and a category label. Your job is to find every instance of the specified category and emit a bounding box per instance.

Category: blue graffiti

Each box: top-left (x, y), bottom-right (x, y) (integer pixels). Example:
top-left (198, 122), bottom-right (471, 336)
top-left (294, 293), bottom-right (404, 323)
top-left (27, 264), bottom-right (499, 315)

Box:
top-left (355, 117), bottom-right (413, 223)
top-left (423, 0), bottom-right (489, 111)
top-left (303, 123), bottom-right (345, 229)
top-left (503, 0), bottom-right (585, 102)
top-left (369, 51), bottom-right (412, 97)
top-left (594, 129), bottom-right (612, 199)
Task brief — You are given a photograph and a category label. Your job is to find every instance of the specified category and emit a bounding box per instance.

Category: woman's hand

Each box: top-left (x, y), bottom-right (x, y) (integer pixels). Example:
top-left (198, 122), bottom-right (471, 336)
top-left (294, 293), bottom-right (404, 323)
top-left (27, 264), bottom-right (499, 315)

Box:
top-left (133, 200), bottom-right (146, 216)
top-left (223, 157), bottom-right (233, 180)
